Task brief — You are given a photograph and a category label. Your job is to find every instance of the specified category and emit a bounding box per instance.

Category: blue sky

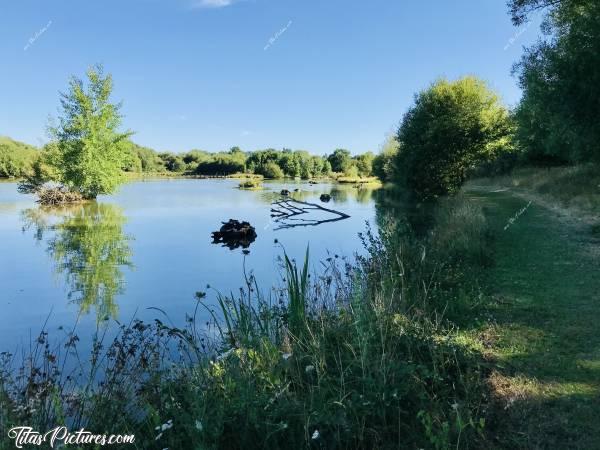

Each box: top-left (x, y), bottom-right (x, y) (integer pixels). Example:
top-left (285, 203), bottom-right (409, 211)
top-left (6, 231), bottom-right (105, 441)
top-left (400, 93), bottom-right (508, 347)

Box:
top-left (1, 0), bottom-right (542, 154)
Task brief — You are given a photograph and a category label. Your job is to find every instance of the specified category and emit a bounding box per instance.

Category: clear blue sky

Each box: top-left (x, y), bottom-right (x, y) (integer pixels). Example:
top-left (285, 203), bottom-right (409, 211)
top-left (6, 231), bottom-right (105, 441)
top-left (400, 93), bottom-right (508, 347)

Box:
top-left (0, 0), bottom-right (542, 154)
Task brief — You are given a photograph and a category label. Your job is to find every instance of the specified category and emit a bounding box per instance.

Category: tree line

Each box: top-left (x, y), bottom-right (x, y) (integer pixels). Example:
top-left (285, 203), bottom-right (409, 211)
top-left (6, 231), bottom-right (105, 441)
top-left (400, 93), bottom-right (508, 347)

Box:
top-left (125, 145), bottom-right (374, 179)
top-left (373, 0), bottom-right (599, 199)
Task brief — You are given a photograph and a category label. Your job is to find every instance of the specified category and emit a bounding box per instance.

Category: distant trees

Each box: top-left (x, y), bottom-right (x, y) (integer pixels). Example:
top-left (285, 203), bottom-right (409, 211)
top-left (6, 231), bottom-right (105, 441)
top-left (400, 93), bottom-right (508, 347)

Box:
top-left (393, 77), bottom-right (514, 199)
top-left (0, 137), bottom-right (38, 178)
top-left (246, 149), bottom-right (331, 179)
top-left (373, 135), bottom-right (399, 182)
top-left (354, 152), bottom-right (375, 177)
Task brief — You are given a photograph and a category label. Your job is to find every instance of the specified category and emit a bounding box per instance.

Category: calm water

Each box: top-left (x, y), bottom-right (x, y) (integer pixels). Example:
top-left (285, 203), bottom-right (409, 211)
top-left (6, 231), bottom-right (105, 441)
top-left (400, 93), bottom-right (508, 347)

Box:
top-left (0, 178), bottom-right (379, 352)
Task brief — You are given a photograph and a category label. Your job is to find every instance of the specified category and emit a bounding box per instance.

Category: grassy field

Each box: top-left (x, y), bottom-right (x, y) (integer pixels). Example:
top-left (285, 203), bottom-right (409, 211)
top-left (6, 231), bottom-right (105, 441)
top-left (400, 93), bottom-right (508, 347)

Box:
top-left (463, 186), bottom-right (600, 449)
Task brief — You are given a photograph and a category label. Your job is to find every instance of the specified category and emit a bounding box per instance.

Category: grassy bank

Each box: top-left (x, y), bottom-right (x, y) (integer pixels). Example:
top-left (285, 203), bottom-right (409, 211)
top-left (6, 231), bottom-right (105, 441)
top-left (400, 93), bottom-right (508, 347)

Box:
top-left (0, 193), bottom-right (492, 449)
top-left (468, 164), bottom-right (600, 225)
top-left (459, 167), bottom-right (600, 448)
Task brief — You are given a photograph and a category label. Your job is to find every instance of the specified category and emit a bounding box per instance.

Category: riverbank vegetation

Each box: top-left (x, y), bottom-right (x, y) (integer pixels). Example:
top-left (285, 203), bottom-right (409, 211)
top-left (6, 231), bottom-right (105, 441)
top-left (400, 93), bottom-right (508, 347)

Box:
top-left (0, 193), bottom-right (492, 449)
top-left (0, 136), bottom-right (39, 178)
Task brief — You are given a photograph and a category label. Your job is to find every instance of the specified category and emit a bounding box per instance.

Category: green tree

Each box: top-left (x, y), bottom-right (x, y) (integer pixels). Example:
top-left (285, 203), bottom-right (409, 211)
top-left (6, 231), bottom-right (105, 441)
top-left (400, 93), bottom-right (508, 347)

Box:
top-left (354, 152), bottom-right (375, 177)
top-left (512, 0), bottom-right (600, 163)
top-left (261, 161), bottom-right (285, 179)
top-left (373, 135), bottom-right (399, 182)
top-left (327, 149), bottom-right (353, 173)
top-left (47, 65), bottom-right (132, 199)
top-left (395, 77), bottom-right (514, 199)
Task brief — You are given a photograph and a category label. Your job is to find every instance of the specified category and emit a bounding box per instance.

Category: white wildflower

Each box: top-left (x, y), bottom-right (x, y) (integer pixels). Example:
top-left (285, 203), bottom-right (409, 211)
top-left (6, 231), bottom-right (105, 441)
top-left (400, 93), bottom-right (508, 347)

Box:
top-left (312, 430), bottom-right (320, 440)
top-left (195, 420), bottom-right (203, 431)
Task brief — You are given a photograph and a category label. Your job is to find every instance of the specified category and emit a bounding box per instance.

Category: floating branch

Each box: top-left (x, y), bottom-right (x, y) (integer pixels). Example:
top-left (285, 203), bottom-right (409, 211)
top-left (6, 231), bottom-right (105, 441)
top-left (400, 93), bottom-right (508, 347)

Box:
top-left (270, 198), bottom-right (350, 230)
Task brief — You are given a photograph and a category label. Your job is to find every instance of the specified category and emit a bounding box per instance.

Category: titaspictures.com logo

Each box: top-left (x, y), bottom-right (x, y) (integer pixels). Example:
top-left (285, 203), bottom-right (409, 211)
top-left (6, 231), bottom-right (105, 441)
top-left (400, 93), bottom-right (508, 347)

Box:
top-left (7, 426), bottom-right (135, 448)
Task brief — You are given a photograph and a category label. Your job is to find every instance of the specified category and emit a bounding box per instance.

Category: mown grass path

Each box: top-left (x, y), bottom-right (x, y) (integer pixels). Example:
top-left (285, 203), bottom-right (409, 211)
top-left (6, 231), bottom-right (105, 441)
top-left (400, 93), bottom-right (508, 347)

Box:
top-left (466, 187), bottom-right (600, 449)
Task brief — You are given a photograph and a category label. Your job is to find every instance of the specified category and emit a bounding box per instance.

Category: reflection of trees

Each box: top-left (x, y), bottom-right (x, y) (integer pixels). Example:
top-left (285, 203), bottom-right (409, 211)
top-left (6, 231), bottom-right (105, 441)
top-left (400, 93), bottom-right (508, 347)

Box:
top-left (256, 183), bottom-right (379, 206)
top-left (21, 203), bottom-right (132, 322)
top-left (329, 188), bottom-right (348, 204)
top-left (372, 187), bottom-right (435, 238)
top-left (354, 186), bottom-right (374, 204)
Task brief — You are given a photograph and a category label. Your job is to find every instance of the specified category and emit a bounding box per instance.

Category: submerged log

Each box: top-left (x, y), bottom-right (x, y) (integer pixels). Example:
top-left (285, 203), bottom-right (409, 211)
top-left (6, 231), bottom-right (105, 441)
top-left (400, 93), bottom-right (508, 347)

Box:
top-left (212, 219), bottom-right (257, 250)
top-left (270, 198), bottom-right (350, 230)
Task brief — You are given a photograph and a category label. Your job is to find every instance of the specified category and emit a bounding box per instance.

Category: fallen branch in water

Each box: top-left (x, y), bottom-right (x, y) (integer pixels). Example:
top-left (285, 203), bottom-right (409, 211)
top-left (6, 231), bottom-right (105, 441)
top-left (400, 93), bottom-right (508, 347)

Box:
top-left (271, 198), bottom-right (350, 230)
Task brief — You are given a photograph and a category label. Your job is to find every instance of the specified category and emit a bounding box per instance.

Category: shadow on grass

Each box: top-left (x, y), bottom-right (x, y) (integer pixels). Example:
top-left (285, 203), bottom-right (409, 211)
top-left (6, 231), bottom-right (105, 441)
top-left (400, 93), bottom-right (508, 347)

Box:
top-left (465, 188), bottom-right (600, 449)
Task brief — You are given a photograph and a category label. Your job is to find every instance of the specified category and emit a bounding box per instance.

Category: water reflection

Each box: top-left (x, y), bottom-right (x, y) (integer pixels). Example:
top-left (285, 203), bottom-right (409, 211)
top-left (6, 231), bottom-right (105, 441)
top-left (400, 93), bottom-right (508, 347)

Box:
top-left (21, 203), bottom-right (133, 322)
top-left (257, 183), bottom-right (377, 206)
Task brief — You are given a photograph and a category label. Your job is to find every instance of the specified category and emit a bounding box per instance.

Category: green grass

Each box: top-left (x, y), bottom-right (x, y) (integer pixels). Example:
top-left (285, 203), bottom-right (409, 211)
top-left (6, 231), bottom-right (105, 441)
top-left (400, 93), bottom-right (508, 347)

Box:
top-left (469, 164), bottom-right (600, 223)
top-left (462, 186), bottom-right (600, 449)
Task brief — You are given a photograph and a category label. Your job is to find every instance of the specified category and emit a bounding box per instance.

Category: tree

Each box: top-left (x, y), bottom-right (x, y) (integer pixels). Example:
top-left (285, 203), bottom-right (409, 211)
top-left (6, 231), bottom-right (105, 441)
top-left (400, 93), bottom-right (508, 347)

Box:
top-left (47, 65), bottom-right (132, 199)
top-left (395, 77), bottom-right (514, 199)
top-left (507, 0), bottom-right (567, 25)
top-left (512, 0), bottom-right (600, 163)
top-left (373, 135), bottom-right (399, 182)
top-left (328, 149), bottom-right (352, 173)
top-left (261, 161), bottom-right (285, 179)
top-left (354, 152), bottom-right (375, 177)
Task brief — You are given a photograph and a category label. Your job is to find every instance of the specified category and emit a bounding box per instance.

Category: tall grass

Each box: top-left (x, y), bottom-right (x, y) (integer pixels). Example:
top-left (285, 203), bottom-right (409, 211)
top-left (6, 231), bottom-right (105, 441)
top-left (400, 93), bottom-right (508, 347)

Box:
top-left (0, 196), bottom-right (492, 449)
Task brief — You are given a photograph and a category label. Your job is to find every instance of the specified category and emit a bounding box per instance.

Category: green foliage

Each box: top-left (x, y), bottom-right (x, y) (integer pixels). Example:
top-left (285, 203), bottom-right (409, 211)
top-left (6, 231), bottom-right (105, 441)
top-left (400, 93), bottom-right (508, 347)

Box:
top-left (261, 161), bottom-right (285, 179)
top-left (283, 247), bottom-right (309, 338)
top-left (394, 77), bottom-right (515, 199)
top-left (373, 134), bottom-right (399, 182)
top-left (513, 0), bottom-right (600, 164)
top-left (327, 148), bottom-right (352, 173)
top-left (0, 137), bottom-right (39, 178)
top-left (196, 151), bottom-right (246, 176)
top-left (353, 151), bottom-right (375, 177)
top-left (124, 143), bottom-right (164, 172)
top-left (45, 65), bottom-right (132, 199)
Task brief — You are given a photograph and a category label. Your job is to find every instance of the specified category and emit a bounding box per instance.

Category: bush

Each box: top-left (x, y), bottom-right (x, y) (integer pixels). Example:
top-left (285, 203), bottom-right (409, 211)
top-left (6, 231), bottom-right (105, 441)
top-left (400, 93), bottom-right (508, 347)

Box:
top-left (260, 161), bottom-right (285, 179)
top-left (394, 77), bottom-right (515, 199)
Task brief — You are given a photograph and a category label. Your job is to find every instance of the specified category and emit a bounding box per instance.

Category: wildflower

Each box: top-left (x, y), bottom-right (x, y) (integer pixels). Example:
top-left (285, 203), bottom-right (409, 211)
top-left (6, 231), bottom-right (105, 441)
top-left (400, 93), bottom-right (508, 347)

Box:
top-left (451, 402), bottom-right (459, 410)
top-left (312, 430), bottom-right (320, 440)
top-left (195, 420), bottom-right (203, 431)
top-left (305, 365), bottom-right (315, 374)
top-left (282, 352), bottom-right (292, 360)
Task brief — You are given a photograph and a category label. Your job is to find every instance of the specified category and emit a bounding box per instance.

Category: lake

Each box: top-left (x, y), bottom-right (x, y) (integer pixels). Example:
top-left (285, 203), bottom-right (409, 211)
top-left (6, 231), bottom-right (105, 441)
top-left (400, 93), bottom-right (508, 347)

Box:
top-left (0, 178), bottom-right (380, 353)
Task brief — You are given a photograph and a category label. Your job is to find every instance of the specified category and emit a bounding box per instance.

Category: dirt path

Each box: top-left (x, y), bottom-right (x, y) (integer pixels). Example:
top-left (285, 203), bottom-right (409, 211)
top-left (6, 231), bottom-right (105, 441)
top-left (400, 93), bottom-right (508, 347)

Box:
top-left (466, 187), bottom-right (600, 449)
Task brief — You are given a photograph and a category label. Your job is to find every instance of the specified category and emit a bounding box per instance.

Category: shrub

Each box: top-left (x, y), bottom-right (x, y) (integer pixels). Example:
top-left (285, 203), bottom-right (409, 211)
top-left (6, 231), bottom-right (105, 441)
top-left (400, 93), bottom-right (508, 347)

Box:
top-left (260, 161), bottom-right (285, 179)
top-left (395, 77), bottom-right (515, 199)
